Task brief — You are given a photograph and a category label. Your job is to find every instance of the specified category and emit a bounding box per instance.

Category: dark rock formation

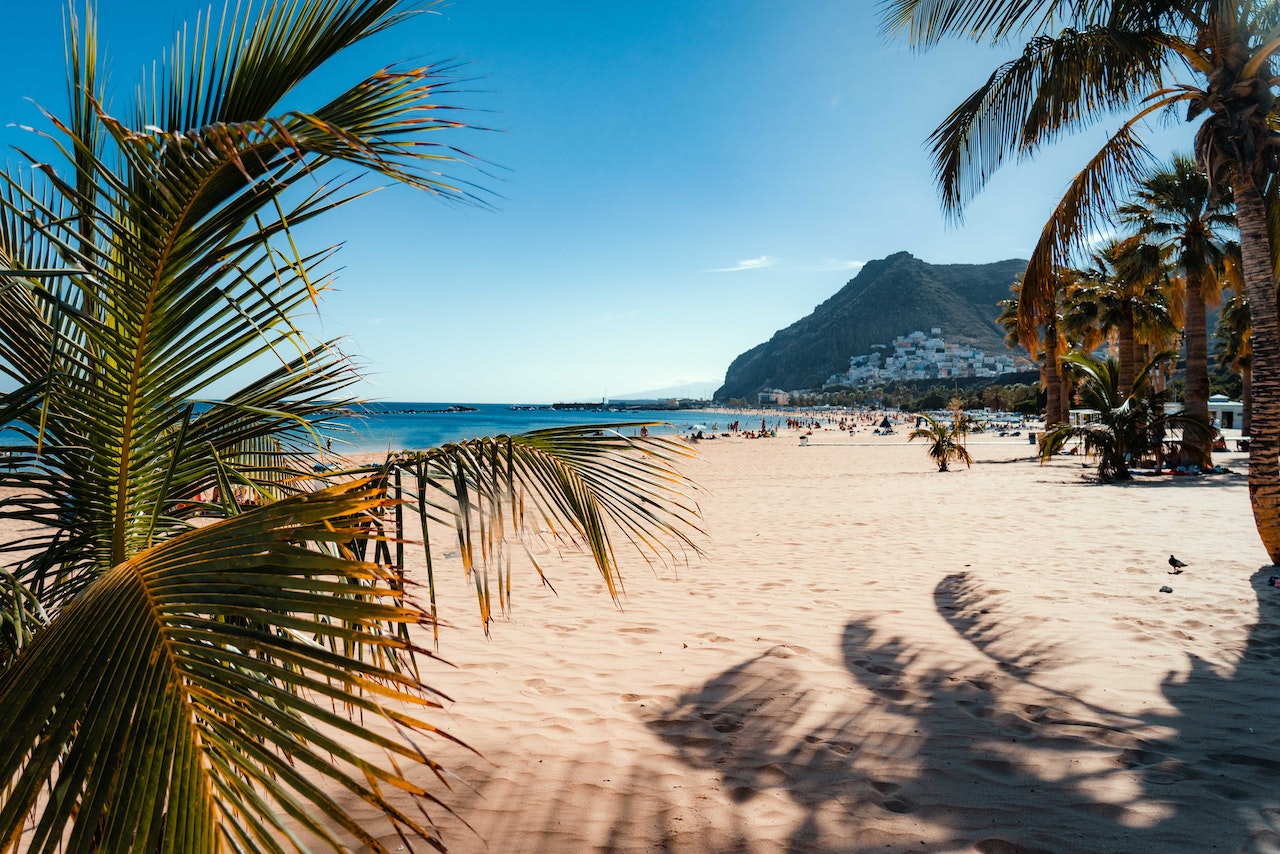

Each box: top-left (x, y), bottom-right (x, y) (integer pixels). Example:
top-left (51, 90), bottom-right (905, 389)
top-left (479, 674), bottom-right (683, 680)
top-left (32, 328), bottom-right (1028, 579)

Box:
top-left (714, 252), bottom-right (1026, 401)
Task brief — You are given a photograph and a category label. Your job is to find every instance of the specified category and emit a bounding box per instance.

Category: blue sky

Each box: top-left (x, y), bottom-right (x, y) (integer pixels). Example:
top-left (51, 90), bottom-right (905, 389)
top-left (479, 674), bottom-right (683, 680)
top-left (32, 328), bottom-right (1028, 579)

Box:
top-left (0, 1), bottom-right (1189, 403)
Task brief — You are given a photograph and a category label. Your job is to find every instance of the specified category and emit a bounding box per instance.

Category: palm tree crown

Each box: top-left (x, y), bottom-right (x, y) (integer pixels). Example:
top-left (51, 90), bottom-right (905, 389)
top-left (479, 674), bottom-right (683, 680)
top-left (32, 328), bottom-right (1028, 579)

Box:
top-left (1119, 153), bottom-right (1237, 465)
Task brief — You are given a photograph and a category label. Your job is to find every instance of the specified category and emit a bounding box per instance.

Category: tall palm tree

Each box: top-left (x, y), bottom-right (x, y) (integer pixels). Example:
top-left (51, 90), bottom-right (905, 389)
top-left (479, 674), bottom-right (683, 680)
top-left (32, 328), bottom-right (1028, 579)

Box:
top-left (1217, 290), bottom-right (1254, 435)
top-left (1119, 154), bottom-right (1237, 466)
top-left (1060, 236), bottom-right (1178, 394)
top-left (0, 3), bottom-right (701, 851)
top-left (998, 275), bottom-right (1072, 425)
top-left (882, 1), bottom-right (1280, 559)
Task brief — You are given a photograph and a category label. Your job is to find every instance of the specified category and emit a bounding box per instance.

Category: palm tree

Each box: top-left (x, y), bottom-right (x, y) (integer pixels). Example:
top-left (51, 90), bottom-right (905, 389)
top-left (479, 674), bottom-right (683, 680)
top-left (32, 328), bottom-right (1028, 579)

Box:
top-left (1060, 236), bottom-right (1178, 394)
top-left (882, 1), bottom-right (1280, 559)
top-left (1217, 290), bottom-right (1254, 435)
top-left (998, 276), bottom-right (1071, 425)
top-left (1119, 154), bottom-right (1237, 466)
top-left (0, 3), bottom-right (701, 851)
top-left (909, 413), bottom-right (975, 471)
top-left (1039, 350), bottom-right (1206, 482)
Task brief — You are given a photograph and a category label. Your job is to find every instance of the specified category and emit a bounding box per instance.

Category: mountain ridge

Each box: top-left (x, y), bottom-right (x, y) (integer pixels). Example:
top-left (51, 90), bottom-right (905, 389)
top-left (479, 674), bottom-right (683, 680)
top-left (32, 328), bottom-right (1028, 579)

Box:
top-left (714, 251), bottom-right (1027, 401)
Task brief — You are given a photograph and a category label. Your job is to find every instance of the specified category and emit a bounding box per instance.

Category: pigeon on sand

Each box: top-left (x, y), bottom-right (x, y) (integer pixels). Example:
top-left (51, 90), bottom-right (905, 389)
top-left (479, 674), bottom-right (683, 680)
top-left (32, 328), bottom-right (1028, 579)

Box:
top-left (1169, 555), bottom-right (1188, 574)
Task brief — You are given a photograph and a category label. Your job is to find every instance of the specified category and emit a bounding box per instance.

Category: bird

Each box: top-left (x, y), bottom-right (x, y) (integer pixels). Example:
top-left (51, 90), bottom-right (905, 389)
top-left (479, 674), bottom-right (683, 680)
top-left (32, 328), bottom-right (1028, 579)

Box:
top-left (1169, 555), bottom-right (1188, 574)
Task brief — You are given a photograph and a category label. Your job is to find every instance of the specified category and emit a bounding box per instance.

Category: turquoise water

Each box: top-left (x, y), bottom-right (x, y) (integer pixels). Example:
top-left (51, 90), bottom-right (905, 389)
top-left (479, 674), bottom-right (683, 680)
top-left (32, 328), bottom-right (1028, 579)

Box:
top-left (327, 402), bottom-right (736, 453)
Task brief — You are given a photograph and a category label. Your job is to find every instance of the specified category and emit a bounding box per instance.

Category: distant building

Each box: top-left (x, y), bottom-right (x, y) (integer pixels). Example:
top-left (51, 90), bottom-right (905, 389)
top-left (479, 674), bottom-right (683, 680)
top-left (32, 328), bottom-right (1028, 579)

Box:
top-left (1208, 394), bottom-right (1245, 430)
top-left (758, 388), bottom-right (790, 406)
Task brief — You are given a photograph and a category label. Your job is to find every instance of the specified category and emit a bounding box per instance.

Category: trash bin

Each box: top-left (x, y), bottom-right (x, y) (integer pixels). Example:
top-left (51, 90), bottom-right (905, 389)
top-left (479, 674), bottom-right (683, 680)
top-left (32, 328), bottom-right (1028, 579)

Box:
top-left (799, 435), bottom-right (808, 447)
top-left (1028, 432), bottom-right (1038, 445)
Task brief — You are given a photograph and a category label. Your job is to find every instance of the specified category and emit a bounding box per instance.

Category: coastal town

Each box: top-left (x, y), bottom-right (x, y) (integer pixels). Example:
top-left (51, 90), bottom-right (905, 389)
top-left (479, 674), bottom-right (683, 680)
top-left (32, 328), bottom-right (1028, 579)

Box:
top-left (827, 327), bottom-right (1027, 387)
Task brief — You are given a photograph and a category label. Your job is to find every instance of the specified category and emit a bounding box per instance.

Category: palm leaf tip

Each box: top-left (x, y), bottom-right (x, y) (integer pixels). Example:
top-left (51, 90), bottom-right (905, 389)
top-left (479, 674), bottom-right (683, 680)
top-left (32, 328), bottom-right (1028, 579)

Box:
top-left (0, 479), bottom-right (458, 853)
top-left (390, 425), bottom-right (704, 626)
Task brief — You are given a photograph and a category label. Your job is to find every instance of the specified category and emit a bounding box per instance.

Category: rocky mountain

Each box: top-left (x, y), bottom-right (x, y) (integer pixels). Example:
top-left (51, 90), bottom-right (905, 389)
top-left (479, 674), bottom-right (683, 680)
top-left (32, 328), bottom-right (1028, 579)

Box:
top-left (714, 252), bottom-right (1027, 401)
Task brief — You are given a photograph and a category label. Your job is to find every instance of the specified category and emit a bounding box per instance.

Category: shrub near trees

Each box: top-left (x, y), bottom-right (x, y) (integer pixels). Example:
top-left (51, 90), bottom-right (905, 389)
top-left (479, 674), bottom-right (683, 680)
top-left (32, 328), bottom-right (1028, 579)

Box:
top-left (1039, 351), bottom-right (1205, 482)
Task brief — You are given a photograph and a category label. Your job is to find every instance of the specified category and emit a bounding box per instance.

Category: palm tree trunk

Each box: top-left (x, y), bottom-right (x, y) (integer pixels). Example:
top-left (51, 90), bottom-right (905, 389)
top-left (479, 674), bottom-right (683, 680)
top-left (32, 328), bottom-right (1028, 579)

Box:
top-left (1243, 364), bottom-right (1252, 436)
top-left (1058, 366), bottom-right (1073, 424)
top-left (1118, 306), bottom-right (1136, 394)
top-left (1183, 260), bottom-right (1212, 466)
top-left (1044, 324), bottom-right (1063, 427)
top-left (1232, 177), bottom-right (1280, 561)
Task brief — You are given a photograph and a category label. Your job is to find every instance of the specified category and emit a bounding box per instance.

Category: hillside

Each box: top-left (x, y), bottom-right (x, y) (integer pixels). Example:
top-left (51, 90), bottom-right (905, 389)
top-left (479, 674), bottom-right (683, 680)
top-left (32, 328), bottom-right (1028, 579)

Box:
top-left (714, 252), bottom-right (1026, 401)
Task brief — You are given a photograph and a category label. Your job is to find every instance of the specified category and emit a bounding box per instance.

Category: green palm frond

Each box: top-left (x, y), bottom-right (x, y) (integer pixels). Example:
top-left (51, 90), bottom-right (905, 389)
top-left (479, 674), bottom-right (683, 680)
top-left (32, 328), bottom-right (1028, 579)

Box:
top-left (0, 0), bottom-right (485, 605)
top-left (881, 0), bottom-right (1074, 47)
top-left (1216, 289), bottom-right (1252, 370)
top-left (388, 425), bottom-right (703, 635)
top-left (0, 3), bottom-right (709, 850)
top-left (1019, 120), bottom-right (1158, 336)
top-left (0, 479), bottom-right (456, 853)
top-left (926, 25), bottom-right (1169, 218)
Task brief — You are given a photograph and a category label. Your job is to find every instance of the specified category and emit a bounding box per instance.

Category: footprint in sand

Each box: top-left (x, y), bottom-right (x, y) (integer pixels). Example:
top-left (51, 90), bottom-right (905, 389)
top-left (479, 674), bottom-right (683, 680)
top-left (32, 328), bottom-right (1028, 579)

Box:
top-left (699, 711), bottom-right (745, 734)
top-left (522, 678), bottom-right (563, 696)
top-left (955, 699), bottom-right (994, 719)
top-left (879, 796), bottom-right (915, 814)
top-left (797, 736), bottom-right (857, 756)
top-left (873, 687), bottom-right (912, 703)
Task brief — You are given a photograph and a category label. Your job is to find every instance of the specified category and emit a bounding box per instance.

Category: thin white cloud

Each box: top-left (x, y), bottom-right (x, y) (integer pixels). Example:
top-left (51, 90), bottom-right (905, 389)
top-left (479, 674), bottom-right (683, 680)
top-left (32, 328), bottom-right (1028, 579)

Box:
top-left (811, 259), bottom-right (865, 272)
top-left (705, 255), bottom-right (777, 273)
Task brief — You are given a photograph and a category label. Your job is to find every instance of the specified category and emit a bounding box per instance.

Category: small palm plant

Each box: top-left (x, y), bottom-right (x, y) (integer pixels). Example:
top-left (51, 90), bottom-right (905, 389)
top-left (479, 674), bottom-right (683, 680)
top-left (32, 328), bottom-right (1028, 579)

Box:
top-left (909, 413), bottom-right (974, 472)
top-left (1038, 350), bottom-right (1208, 482)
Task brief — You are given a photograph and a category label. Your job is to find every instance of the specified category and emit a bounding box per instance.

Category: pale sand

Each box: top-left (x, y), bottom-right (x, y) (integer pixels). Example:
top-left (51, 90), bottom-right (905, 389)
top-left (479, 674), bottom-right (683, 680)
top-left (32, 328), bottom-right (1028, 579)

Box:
top-left (336, 429), bottom-right (1273, 852)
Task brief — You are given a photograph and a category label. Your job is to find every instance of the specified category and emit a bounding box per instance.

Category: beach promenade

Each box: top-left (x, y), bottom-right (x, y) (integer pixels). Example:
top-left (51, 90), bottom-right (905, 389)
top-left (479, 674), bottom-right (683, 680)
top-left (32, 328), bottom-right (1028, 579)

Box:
top-left (346, 428), bottom-right (1270, 853)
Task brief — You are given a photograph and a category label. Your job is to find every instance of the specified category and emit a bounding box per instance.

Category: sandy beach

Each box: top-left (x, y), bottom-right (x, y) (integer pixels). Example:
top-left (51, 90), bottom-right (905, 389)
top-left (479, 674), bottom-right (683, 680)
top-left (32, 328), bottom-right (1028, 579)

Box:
top-left (334, 427), bottom-right (1272, 853)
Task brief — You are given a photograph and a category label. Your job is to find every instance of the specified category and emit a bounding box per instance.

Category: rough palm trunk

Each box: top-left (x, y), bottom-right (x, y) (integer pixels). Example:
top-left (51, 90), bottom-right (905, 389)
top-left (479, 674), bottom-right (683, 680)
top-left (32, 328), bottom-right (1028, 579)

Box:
top-left (1044, 323), bottom-right (1063, 427)
top-left (1243, 364), bottom-right (1252, 436)
top-left (1232, 178), bottom-right (1280, 561)
top-left (1118, 306), bottom-right (1136, 395)
top-left (1182, 259), bottom-right (1212, 466)
top-left (1058, 364), bottom-right (1073, 424)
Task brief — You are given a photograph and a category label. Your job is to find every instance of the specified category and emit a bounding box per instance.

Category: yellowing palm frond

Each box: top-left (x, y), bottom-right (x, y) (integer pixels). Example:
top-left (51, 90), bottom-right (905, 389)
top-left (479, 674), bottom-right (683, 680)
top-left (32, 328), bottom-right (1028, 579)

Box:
top-left (0, 480), bottom-right (455, 853)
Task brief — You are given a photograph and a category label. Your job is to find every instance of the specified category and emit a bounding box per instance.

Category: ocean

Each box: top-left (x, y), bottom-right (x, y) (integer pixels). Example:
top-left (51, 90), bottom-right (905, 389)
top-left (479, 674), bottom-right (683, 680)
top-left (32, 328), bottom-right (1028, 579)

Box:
top-left (327, 402), bottom-right (742, 453)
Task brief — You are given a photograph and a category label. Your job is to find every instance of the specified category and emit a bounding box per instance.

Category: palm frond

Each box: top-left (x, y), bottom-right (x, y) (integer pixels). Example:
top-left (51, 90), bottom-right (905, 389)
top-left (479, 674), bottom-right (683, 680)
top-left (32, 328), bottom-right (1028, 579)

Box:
top-left (1018, 119), bottom-right (1158, 338)
top-left (880, 0), bottom-right (1081, 47)
top-left (0, 479), bottom-right (457, 853)
top-left (926, 25), bottom-right (1169, 218)
top-left (388, 425), bottom-right (703, 635)
top-left (0, 0), bottom-right (486, 598)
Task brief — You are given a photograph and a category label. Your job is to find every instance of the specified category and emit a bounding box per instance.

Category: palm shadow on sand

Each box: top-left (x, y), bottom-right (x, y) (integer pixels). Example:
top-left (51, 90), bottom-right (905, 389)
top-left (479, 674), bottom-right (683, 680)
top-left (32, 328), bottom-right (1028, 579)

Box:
top-left (651, 569), bottom-right (1280, 853)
